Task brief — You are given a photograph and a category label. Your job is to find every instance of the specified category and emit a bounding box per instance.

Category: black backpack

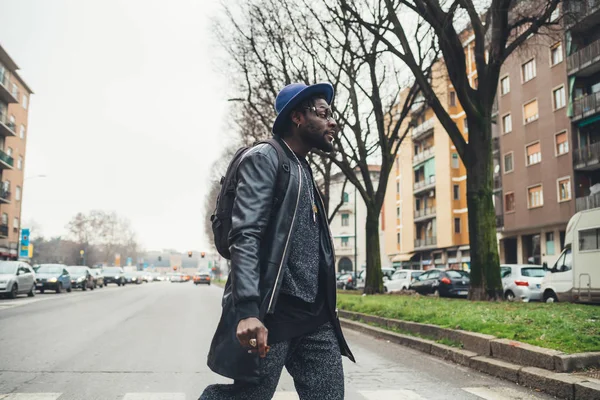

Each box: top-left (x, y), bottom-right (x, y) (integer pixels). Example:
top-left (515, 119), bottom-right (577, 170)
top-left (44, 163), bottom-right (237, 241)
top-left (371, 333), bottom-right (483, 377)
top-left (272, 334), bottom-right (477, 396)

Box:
top-left (210, 138), bottom-right (291, 259)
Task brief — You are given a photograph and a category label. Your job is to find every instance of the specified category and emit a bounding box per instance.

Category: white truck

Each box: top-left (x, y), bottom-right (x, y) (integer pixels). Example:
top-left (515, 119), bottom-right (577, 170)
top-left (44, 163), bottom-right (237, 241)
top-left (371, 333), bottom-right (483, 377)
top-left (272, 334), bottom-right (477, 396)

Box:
top-left (541, 208), bottom-right (600, 303)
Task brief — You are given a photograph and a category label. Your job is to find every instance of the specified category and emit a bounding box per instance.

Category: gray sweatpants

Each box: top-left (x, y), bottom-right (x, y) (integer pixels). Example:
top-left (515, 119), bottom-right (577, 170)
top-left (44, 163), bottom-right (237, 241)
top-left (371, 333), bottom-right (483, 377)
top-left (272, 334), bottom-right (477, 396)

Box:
top-left (199, 322), bottom-right (344, 400)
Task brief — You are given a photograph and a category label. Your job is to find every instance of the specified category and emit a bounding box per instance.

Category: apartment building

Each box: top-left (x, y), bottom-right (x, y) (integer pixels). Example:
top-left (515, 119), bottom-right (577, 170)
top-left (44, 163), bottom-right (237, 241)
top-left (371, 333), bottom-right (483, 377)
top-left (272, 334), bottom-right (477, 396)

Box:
top-left (328, 167), bottom-right (391, 273)
top-left (0, 44), bottom-right (32, 260)
top-left (496, 17), bottom-right (575, 266)
top-left (564, 0), bottom-right (600, 213)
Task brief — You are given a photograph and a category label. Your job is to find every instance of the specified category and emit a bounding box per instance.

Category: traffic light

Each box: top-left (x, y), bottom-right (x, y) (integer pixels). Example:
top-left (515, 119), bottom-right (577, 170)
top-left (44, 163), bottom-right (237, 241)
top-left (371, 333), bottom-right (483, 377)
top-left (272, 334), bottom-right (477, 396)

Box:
top-left (188, 251), bottom-right (192, 258)
top-left (201, 252), bottom-right (206, 258)
top-left (173, 266), bottom-right (177, 271)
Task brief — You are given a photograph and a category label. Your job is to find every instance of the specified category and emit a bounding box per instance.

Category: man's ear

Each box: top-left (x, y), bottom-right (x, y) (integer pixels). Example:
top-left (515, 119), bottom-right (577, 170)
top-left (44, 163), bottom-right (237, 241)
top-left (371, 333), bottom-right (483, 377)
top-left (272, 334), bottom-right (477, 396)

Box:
top-left (290, 110), bottom-right (303, 126)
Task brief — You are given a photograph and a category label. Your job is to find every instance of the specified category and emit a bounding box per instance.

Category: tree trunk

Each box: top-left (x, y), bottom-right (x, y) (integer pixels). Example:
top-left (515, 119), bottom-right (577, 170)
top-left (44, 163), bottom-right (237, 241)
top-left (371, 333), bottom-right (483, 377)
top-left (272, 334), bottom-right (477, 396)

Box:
top-left (466, 119), bottom-right (502, 301)
top-left (363, 206), bottom-right (384, 294)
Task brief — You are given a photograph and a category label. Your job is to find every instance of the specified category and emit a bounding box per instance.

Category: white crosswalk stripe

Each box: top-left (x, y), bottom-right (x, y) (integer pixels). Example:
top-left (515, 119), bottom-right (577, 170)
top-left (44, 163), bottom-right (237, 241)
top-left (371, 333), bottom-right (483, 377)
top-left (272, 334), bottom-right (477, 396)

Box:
top-left (463, 386), bottom-right (544, 400)
top-left (122, 394), bottom-right (186, 400)
top-left (0, 394), bottom-right (62, 400)
top-left (272, 393), bottom-right (300, 400)
top-left (358, 389), bottom-right (428, 400)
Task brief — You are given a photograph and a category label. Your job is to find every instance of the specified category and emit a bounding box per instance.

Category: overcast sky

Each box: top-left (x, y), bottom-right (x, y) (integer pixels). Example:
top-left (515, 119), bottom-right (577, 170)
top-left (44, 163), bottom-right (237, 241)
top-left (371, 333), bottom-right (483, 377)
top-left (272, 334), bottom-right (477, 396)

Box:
top-left (0, 0), bottom-right (236, 252)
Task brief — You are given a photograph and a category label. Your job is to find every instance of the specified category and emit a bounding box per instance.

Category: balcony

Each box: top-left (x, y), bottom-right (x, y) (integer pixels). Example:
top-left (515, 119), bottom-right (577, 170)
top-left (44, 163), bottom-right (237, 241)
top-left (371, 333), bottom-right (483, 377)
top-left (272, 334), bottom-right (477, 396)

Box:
top-left (0, 112), bottom-right (17, 137)
top-left (0, 224), bottom-right (8, 238)
top-left (574, 142), bottom-right (600, 171)
top-left (414, 236), bottom-right (437, 249)
top-left (496, 214), bottom-right (504, 230)
top-left (413, 147), bottom-right (435, 166)
top-left (414, 206), bottom-right (436, 222)
top-left (412, 118), bottom-right (434, 141)
top-left (0, 149), bottom-right (13, 169)
top-left (576, 192), bottom-right (600, 211)
top-left (564, 0), bottom-right (600, 28)
top-left (335, 246), bottom-right (354, 256)
top-left (0, 74), bottom-right (18, 104)
top-left (0, 186), bottom-right (10, 204)
top-left (572, 92), bottom-right (600, 122)
top-left (413, 175), bottom-right (436, 194)
top-left (494, 175), bottom-right (502, 191)
top-left (568, 39), bottom-right (600, 77)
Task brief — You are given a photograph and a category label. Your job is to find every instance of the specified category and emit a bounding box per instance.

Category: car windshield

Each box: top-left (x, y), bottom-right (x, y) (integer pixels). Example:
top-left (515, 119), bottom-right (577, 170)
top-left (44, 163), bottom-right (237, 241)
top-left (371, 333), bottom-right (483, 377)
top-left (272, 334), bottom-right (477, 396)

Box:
top-left (0, 263), bottom-right (18, 274)
top-left (521, 268), bottom-right (547, 278)
top-left (391, 272), bottom-right (405, 280)
top-left (103, 268), bottom-right (121, 274)
top-left (446, 270), bottom-right (469, 279)
top-left (67, 267), bottom-right (87, 275)
top-left (37, 265), bottom-right (64, 274)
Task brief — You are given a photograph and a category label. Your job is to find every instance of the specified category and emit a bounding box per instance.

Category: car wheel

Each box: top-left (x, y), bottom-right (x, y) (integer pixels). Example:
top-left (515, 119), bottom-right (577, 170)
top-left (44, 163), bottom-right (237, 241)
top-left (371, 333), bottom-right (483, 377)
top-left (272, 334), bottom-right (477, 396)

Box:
top-left (8, 284), bottom-right (17, 299)
top-left (56, 283), bottom-right (63, 294)
top-left (505, 290), bottom-right (515, 302)
top-left (28, 285), bottom-right (35, 297)
top-left (544, 291), bottom-right (558, 303)
top-left (66, 287), bottom-right (72, 293)
top-left (90, 284), bottom-right (94, 291)
top-left (82, 284), bottom-right (87, 291)
top-left (39, 288), bottom-right (45, 294)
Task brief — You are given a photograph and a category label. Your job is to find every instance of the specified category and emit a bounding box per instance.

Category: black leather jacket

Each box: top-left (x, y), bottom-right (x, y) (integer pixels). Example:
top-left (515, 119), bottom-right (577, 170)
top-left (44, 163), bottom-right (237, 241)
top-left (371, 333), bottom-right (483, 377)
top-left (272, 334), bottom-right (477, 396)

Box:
top-left (207, 137), bottom-right (354, 383)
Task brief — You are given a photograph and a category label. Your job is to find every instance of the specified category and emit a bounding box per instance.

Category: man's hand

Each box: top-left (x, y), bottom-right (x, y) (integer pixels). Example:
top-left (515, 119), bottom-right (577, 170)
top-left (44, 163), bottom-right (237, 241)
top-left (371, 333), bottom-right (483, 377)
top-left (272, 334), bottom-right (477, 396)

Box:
top-left (237, 317), bottom-right (269, 358)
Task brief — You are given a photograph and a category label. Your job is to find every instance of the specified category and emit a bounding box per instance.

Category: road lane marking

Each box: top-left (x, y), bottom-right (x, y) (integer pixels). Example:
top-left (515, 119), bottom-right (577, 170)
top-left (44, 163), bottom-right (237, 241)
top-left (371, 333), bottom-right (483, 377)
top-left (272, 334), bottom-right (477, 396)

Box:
top-left (0, 394), bottom-right (62, 400)
top-left (463, 386), bottom-right (544, 399)
top-left (272, 393), bottom-right (300, 400)
top-left (358, 390), bottom-right (427, 400)
top-left (122, 394), bottom-right (186, 400)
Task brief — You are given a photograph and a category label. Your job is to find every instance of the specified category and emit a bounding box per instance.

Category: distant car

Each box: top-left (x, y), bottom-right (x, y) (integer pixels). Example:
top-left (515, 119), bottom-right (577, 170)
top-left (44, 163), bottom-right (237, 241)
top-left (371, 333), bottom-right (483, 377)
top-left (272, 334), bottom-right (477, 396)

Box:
top-left (170, 274), bottom-right (184, 283)
top-left (336, 273), bottom-right (356, 290)
top-left (384, 270), bottom-right (424, 293)
top-left (501, 264), bottom-right (547, 302)
top-left (356, 267), bottom-right (396, 289)
top-left (67, 266), bottom-right (95, 291)
top-left (123, 272), bottom-right (142, 285)
top-left (193, 272), bottom-right (211, 285)
top-left (102, 267), bottom-right (125, 286)
top-left (410, 269), bottom-right (470, 298)
top-left (0, 261), bottom-right (36, 299)
top-left (35, 264), bottom-right (72, 294)
top-left (90, 269), bottom-right (104, 288)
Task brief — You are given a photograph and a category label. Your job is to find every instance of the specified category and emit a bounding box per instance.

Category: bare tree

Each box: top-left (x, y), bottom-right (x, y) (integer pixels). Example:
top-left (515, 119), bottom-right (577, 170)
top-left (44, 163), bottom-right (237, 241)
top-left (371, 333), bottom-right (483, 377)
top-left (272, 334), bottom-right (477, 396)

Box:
top-left (216, 0), bottom-right (425, 293)
top-left (340, 0), bottom-right (561, 299)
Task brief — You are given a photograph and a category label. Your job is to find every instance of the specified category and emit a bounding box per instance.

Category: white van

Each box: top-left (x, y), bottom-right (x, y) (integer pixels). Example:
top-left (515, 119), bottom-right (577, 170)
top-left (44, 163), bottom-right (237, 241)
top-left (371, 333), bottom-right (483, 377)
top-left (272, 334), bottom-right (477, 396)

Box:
top-left (541, 209), bottom-right (600, 303)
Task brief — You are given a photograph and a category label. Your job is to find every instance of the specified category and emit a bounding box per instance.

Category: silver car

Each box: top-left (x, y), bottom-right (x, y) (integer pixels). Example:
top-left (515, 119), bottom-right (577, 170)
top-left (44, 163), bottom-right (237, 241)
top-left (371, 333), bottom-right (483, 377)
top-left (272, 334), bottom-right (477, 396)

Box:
top-left (501, 264), bottom-right (547, 302)
top-left (0, 261), bottom-right (36, 299)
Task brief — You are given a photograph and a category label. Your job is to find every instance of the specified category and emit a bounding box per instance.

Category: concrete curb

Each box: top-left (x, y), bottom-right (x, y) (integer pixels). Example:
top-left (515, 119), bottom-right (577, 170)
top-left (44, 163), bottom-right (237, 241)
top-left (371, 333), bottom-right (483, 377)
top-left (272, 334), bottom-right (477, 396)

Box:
top-left (340, 317), bottom-right (600, 400)
top-left (338, 309), bottom-right (600, 372)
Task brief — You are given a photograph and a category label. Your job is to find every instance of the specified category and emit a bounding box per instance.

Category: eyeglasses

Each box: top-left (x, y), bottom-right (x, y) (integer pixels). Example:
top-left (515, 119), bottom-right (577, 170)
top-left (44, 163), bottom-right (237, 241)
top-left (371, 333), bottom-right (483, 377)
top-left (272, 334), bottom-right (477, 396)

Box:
top-left (305, 106), bottom-right (337, 121)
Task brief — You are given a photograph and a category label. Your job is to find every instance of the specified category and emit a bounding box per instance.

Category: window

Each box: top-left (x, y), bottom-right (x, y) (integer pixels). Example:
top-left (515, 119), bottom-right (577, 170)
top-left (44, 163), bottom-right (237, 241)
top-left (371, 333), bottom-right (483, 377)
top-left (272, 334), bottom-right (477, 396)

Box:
top-left (449, 91), bottom-right (457, 106)
top-left (1, 213), bottom-right (7, 225)
top-left (397, 233), bottom-right (401, 244)
top-left (502, 114), bottom-right (512, 133)
top-left (553, 248), bottom-right (573, 272)
top-left (341, 213), bottom-right (349, 227)
top-left (528, 185), bottom-right (543, 208)
top-left (505, 192), bottom-right (515, 212)
top-left (6, 147), bottom-right (12, 157)
top-left (579, 228), bottom-right (600, 251)
top-left (17, 156), bottom-right (23, 170)
top-left (451, 153), bottom-right (459, 169)
top-left (15, 186), bottom-right (21, 201)
top-left (11, 83), bottom-right (18, 98)
top-left (13, 217), bottom-right (19, 229)
top-left (454, 217), bottom-right (461, 233)
top-left (523, 99), bottom-right (539, 124)
top-left (463, 118), bottom-right (468, 133)
top-left (19, 125), bottom-right (25, 139)
top-left (522, 59), bottom-right (536, 82)
top-left (396, 207), bottom-right (400, 217)
top-left (504, 152), bottom-right (514, 173)
top-left (341, 237), bottom-right (349, 247)
top-left (453, 184), bottom-right (460, 200)
top-left (501, 76), bottom-right (510, 95)
top-left (22, 94), bottom-right (28, 110)
top-left (343, 192), bottom-right (349, 203)
top-left (546, 232), bottom-right (555, 256)
top-left (558, 177), bottom-right (571, 202)
top-left (553, 86), bottom-right (566, 110)
top-left (526, 142), bottom-right (541, 166)
top-left (556, 131), bottom-right (569, 155)
top-left (551, 43), bottom-right (563, 66)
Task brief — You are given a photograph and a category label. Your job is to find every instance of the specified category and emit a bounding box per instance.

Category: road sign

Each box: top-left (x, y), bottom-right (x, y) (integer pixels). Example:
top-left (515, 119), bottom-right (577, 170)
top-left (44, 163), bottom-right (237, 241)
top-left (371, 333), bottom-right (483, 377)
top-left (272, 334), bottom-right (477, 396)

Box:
top-left (20, 229), bottom-right (30, 258)
top-left (28, 244), bottom-right (33, 258)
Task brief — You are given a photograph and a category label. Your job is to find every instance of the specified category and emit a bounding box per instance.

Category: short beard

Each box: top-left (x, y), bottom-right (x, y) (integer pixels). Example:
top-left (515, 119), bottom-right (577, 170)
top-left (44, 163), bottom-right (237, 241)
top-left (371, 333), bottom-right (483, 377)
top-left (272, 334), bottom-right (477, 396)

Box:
top-left (302, 121), bottom-right (334, 153)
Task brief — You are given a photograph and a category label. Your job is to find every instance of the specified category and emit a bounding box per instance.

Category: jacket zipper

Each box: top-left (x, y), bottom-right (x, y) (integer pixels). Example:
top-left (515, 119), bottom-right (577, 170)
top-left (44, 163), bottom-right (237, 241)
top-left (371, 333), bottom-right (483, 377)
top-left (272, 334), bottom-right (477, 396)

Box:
top-left (267, 162), bottom-right (302, 313)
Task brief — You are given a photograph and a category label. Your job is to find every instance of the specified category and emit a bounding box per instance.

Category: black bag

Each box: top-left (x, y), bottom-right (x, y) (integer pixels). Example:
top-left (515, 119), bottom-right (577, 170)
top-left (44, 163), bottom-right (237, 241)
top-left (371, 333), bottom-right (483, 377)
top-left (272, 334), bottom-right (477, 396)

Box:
top-left (210, 138), bottom-right (290, 259)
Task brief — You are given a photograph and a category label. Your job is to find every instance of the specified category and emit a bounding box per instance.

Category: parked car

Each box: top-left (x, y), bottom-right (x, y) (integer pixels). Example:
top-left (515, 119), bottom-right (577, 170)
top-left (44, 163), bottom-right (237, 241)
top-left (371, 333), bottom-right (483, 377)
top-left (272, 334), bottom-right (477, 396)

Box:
top-left (336, 273), bottom-right (356, 290)
top-left (193, 271), bottom-right (211, 285)
top-left (384, 270), bottom-right (424, 293)
top-left (0, 261), bottom-right (36, 299)
top-left (410, 269), bottom-right (470, 298)
top-left (102, 267), bottom-right (125, 286)
top-left (170, 274), bottom-right (184, 283)
top-left (35, 264), bottom-right (72, 294)
top-left (123, 272), bottom-right (142, 285)
top-left (66, 266), bottom-right (95, 291)
top-left (541, 209), bottom-right (600, 303)
top-left (90, 269), bottom-right (104, 288)
top-left (501, 264), bottom-right (546, 302)
top-left (356, 267), bottom-right (396, 289)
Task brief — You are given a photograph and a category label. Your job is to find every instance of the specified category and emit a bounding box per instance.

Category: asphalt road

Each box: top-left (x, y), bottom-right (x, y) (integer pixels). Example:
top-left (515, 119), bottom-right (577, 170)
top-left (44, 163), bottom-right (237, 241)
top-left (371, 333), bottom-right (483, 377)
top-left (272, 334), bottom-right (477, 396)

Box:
top-left (0, 281), bottom-right (556, 400)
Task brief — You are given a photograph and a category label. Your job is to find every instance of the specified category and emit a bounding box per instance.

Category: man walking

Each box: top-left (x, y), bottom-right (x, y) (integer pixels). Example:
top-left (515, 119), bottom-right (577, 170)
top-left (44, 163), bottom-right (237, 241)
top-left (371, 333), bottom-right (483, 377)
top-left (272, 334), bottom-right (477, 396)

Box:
top-left (200, 82), bottom-right (354, 400)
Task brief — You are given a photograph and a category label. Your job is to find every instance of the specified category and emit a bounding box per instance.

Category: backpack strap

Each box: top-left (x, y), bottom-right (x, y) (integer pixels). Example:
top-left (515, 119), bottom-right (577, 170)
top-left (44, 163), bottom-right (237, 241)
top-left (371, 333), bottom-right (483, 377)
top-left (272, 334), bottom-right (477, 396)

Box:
top-left (255, 138), bottom-right (291, 213)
